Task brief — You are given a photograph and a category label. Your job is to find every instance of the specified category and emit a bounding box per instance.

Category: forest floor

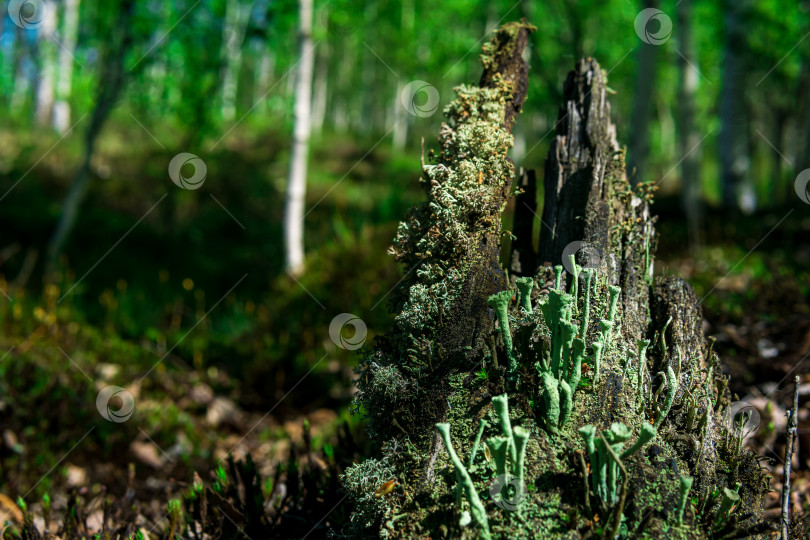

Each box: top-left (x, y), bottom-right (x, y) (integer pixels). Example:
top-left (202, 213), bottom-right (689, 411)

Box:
top-left (0, 130), bottom-right (808, 536)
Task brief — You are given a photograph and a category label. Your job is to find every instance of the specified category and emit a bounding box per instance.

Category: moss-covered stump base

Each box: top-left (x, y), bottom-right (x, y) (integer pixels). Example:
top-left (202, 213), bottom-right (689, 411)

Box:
top-left (343, 22), bottom-right (773, 540)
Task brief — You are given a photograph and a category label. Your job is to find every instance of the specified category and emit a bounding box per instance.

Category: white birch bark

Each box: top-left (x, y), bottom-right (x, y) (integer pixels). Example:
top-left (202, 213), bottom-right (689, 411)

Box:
top-left (221, 0), bottom-right (251, 122)
top-left (35, 0), bottom-right (57, 126)
top-left (53, 0), bottom-right (80, 133)
top-left (283, 0), bottom-right (314, 277)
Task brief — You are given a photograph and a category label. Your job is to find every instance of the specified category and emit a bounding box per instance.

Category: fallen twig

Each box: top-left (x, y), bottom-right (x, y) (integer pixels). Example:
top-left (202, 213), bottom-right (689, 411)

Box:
top-left (780, 375), bottom-right (800, 540)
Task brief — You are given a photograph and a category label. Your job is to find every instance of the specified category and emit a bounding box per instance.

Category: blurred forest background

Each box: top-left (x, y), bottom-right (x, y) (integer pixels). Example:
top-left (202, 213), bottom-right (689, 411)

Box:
top-left (0, 0), bottom-right (809, 534)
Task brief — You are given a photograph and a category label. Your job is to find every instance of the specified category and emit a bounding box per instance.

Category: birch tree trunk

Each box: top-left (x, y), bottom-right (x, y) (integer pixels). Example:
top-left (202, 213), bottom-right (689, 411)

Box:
top-left (46, 0), bottom-right (136, 276)
top-left (391, 79), bottom-right (407, 151)
top-left (253, 42), bottom-right (273, 115)
top-left (677, 0), bottom-right (702, 250)
top-left (719, 0), bottom-right (756, 213)
top-left (283, 0), bottom-right (314, 277)
top-left (35, 0), bottom-right (57, 126)
top-left (627, 0), bottom-right (660, 185)
top-left (220, 0), bottom-right (251, 123)
top-left (53, 0), bottom-right (79, 133)
top-left (310, 43), bottom-right (328, 135)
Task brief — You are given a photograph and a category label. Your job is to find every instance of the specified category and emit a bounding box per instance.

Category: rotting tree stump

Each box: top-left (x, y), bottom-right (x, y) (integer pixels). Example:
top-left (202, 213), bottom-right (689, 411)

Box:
top-left (343, 22), bottom-right (773, 540)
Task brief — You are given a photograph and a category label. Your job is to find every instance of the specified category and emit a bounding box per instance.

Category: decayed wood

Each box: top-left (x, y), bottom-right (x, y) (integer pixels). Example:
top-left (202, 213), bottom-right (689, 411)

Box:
top-left (438, 21), bottom-right (535, 359)
top-left (509, 168), bottom-right (538, 279)
top-left (536, 59), bottom-right (710, 374)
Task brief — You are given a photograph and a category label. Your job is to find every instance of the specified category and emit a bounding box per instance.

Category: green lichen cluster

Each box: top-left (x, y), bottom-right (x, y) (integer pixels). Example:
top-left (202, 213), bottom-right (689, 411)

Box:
top-left (340, 455), bottom-right (396, 535)
top-left (352, 26), bottom-right (523, 442)
top-left (435, 394), bottom-right (531, 539)
top-left (343, 21), bottom-right (770, 540)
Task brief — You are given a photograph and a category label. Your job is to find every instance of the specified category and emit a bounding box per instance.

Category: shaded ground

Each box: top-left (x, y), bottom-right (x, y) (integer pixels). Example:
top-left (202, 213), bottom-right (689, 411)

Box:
top-left (0, 126), bottom-right (808, 536)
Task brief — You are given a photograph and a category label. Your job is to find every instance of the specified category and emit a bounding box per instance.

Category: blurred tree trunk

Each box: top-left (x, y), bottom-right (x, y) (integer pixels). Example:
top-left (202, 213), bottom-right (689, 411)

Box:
top-left (769, 109), bottom-right (788, 202)
top-left (10, 25), bottom-right (31, 113)
top-left (253, 42), bottom-right (274, 115)
top-left (799, 56), bottom-right (810, 176)
top-left (392, 0), bottom-right (414, 151)
top-left (46, 0), bottom-right (136, 276)
top-left (283, 0), bottom-right (314, 277)
top-left (53, 0), bottom-right (80, 133)
top-left (677, 0), bottom-right (702, 250)
top-left (392, 80), bottom-right (407, 150)
top-left (35, 0), bottom-right (57, 126)
top-left (719, 0), bottom-right (755, 213)
top-left (628, 0), bottom-right (660, 185)
top-left (220, 0), bottom-right (251, 123)
top-left (311, 43), bottom-right (328, 135)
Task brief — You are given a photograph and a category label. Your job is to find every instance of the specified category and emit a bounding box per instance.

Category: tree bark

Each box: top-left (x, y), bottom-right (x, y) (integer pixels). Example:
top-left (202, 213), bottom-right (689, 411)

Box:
top-left (220, 0), bottom-right (251, 123)
top-left (53, 0), bottom-right (80, 134)
top-left (283, 0), bottom-right (314, 277)
top-left (35, 0), bottom-right (57, 126)
top-left (45, 0), bottom-right (136, 275)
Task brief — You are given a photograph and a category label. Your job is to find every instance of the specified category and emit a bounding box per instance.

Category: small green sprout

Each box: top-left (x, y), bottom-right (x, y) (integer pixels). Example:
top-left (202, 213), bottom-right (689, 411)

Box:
top-left (515, 276), bottom-right (534, 314)
top-left (436, 423), bottom-right (491, 539)
top-left (539, 371), bottom-right (561, 434)
top-left (620, 423), bottom-right (657, 459)
top-left (580, 269), bottom-right (594, 337)
top-left (488, 290), bottom-right (516, 375)
top-left (655, 366), bottom-right (678, 428)
top-left (568, 338), bottom-right (586, 392)
top-left (512, 426), bottom-right (530, 498)
top-left (715, 487), bottom-right (740, 524)
top-left (468, 419), bottom-right (488, 469)
top-left (602, 423), bottom-right (632, 505)
top-left (677, 475), bottom-right (694, 524)
top-left (492, 394), bottom-right (516, 463)
top-left (636, 339), bottom-right (651, 398)
top-left (486, 436), bottom-right (510, 477)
